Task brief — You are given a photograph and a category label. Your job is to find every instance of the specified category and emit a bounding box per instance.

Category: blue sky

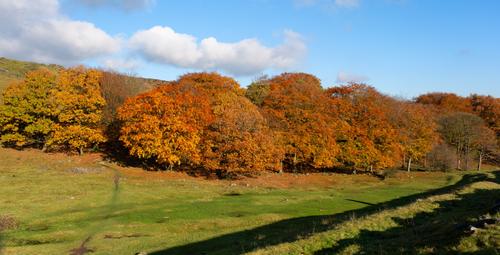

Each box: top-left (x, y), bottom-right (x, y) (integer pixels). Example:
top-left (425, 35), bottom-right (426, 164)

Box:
top-left (1, 0), bottom-right (499, 97)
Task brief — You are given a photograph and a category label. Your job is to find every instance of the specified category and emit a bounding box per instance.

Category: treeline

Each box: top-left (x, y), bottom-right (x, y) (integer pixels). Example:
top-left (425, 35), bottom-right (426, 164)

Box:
top-left (0, 67), bottom-right (498, 177)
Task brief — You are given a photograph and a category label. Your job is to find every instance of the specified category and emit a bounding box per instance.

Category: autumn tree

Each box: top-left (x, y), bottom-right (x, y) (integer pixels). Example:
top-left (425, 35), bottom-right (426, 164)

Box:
top-left (0, 68), bottom-right (57, 148)
top-left (415, 92), bottom-right (472, 114)
top-left (389, 102), bottom-right (439, 171)
top-left (438, 112), bottom-right (496, 170)
top-left (245, 76), bottom-right (270, 106)
top-left (326, 84), bottom-right (401, 171)
top-left (258, 73), bottom-right (340, 171)
top-left (118, 84), bottom-right (212, 168)
top-left (469, 94), bottom-right (500, 141)
top-left (118, 72), bottom-right (281, 175)
top-left (99, 71), bottom-right (155, 125)
top-left (0, 67), bottom-right (106, 154)
top-left (48, 67), bottom-right (106, 154)
top-left (175, 73), bottom-right (282, 175)
top-left (472, 126), bottom-right (497, 170)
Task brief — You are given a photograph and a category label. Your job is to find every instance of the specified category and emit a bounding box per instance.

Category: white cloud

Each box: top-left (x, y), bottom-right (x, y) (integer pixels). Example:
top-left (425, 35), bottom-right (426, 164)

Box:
top-left (78, 0), bottom-right (155, 10)
top-left (0, 1), bottom-right (306, 76)
top-left (103, 58), bottom-right (140, 71)
top-left (336, 71), bottom-right (369, 83)
top-left (130, 26), bottom-right (307, 76)
top-left (0, 0), bottom-right (120, 65)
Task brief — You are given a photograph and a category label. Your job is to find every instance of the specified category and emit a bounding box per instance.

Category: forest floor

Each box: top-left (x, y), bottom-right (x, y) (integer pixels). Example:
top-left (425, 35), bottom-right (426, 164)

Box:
top-left (0, 148), bottom-right (498, 255)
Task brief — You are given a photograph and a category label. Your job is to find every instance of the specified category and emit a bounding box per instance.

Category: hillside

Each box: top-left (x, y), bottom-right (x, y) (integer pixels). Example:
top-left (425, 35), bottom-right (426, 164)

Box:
top-left (0, 57), bottom-right (62, 94)
top-left (0, 57), bottom-right (166, 97)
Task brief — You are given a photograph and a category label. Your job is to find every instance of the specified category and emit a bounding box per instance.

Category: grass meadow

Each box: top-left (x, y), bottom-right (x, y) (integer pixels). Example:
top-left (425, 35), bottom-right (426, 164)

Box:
top-left (0, 148), bottom-right (498, 255)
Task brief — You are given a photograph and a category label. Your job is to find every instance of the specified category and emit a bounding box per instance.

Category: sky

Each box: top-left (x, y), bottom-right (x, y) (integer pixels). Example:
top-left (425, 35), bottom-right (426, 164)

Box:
top-left (0, 0), bottom-right (499, 98)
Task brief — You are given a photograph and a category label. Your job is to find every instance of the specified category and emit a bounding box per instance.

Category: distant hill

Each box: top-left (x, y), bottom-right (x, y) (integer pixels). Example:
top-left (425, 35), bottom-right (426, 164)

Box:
top-left (0, 57), bottom-right (167, 102)
top-left (0, 57), bottom-right (62, 93)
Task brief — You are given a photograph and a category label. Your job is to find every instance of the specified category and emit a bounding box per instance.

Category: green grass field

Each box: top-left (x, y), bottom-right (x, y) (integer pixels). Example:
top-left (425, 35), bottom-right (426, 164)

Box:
top-left (0, 148), bottom-right (498, 255)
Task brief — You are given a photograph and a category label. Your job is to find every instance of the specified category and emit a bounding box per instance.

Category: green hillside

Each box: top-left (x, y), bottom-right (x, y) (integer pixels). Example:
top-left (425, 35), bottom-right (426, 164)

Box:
top-left (0, 57), bottom-right (62, 93)
top-left (0, 57), bottom-right (166, 100)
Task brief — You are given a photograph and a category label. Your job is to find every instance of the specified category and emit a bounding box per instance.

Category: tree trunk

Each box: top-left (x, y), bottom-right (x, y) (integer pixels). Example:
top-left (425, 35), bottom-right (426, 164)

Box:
top-left (402, 154), bottom-right (406, 169)
top-left (407, 157), bottom-right (412, 172)
top-left (465, 145), bottom-right (469, 170)
top-left (477, 153), bottom-right (483, 171)
top-left (456, 142), bottom-right (462, 170)
top-left (293, 153), bottom-right (297, 173)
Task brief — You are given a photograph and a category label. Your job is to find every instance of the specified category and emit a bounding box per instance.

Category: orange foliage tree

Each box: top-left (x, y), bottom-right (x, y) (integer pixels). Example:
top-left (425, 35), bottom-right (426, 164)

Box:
top-left (389, 102), bottom-right (439, 171)
top-left (469, 94), bottom-right (500, 141)
top-left (415, 92), bottom-right (472, 114)
top-left (258, 73), bottom-right (340, 171)
top-left (118, 73), bottom-right (281, 175)
top-left (326, 84), bottom-right (400, 171)
top-left (175, 73), bottom-right (282, 175)
top-left (118, 84), bottom-right (212, 168)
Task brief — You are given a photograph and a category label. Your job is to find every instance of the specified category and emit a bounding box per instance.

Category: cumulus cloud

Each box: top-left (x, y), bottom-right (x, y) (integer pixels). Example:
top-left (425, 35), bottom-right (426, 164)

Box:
top-left (336, 71), bottom-right (369, 83)
top-left (130, 26), bottom-right (307, 76)
top-left (102, 58), bottom-right (140, 71)
top-left (78, 0), bottom-right (155, 10)
top-left (0, 0), bottom-right (120, 65)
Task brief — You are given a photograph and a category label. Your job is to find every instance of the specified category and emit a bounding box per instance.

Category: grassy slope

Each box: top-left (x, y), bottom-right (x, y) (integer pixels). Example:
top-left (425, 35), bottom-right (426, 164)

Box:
top-left (0, 57), bottom-right (61, 94)
top-left (0, 148), bottom-right (496, 255)
top-left (0, 57), bottom-right (165, 98)
top-left (250, 173), bottom-right (499, 255)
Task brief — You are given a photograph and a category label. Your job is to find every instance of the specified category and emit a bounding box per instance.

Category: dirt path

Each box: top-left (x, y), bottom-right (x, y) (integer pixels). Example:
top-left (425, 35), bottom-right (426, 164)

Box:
top-left (69, 163), bottom-right (121, 255)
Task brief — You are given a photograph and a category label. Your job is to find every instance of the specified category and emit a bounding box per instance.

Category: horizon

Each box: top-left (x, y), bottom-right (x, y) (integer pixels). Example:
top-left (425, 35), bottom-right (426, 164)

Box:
top-left (1, 0), bottom-right (499, 98)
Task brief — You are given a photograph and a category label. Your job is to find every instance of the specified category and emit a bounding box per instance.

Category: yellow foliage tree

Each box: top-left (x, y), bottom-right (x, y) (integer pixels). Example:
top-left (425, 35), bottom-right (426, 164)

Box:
top-left (0, 67), bottom-right (106, 154)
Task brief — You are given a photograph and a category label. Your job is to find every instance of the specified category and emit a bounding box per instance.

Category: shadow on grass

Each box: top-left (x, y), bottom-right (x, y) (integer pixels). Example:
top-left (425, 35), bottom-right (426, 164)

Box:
top-left (315, 188), bottom-right (500, 255)
top-left (149, 171), bottom-right (499, 255)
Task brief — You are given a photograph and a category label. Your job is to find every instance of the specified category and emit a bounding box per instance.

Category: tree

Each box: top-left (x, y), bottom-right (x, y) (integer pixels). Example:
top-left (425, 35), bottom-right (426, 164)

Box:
top-left (99, 70), bottom-right (154, 125)
top-left (438, 112), bottom-right (494, 170)
top-left (0, 68), bottom-right (57, 148)
top-left (0, 67), bottom-right (106, 154)
top-left (326, 84), bottom-right (400, 171)
top-left (469, 94), bottom-right (500, 142)
top-left (260, 73), bottom-right (340, 171)
top-left (118, 72), bottom-right (282, 175)
top-left (389, 102), bottom-right (439, 171)
top-left (415, 92), bottom-right (472, 114)
top-left (176, 73), bottom-right (282, 175)
top-left (245, 76), bottom-right (270, 106)
top-left (472, 126), bottom-right (497, 170)
top-left (201, 91), bottom-right (283, 175)
top-left (48, 67), bottom-right (106, 154)
top-left (118, 84), bottom-right (212, 168)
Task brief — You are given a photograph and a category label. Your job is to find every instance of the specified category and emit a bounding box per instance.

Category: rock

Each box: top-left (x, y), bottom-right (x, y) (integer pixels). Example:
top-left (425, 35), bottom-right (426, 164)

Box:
top-left (469, 225), bottom-right (478, 232)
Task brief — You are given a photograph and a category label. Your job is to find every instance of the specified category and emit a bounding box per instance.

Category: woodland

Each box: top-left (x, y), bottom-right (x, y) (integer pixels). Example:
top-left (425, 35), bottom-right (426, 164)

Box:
top-left (0, 67), bottom-right (498, 177)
